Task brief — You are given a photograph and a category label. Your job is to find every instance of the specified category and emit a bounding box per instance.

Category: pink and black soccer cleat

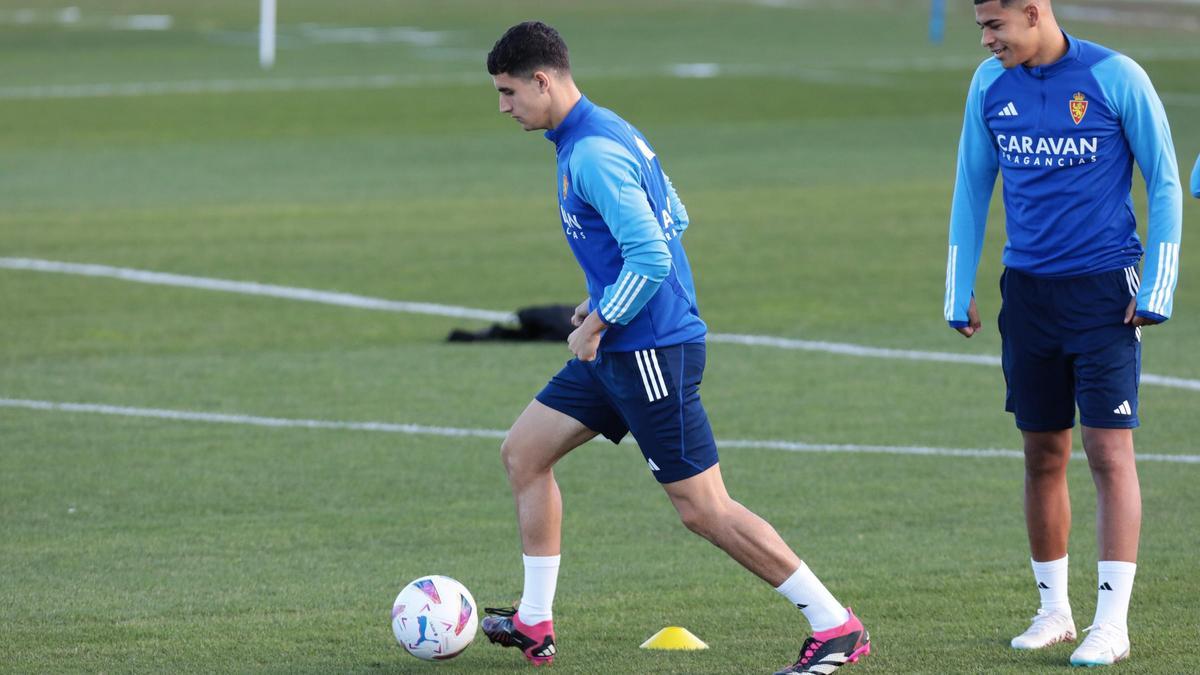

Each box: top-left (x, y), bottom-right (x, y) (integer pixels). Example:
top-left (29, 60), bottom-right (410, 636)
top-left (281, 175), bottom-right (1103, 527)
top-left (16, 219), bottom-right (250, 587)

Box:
top-left (773, 607), bottom-right (870, 674)
top-left (481, 606), bottom-right (557, 666)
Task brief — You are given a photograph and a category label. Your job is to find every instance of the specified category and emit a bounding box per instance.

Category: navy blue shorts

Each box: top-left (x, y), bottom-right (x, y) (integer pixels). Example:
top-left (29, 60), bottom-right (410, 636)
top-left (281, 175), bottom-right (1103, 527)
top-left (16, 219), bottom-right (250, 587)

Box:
top-left (535, 342), bottom-right (719, 484)
top-left (998, 267), bottom-right (1141, 431)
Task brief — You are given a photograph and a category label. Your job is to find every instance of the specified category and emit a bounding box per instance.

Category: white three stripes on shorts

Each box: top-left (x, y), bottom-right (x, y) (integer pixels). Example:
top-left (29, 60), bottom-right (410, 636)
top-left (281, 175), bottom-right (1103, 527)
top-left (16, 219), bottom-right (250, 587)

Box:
top-left (1123, 265), bottom-right (1140, 298)
top-left (1124, 265), bottom-right (1142, 342)
top-left (633, 349), bottom-right (670, 402)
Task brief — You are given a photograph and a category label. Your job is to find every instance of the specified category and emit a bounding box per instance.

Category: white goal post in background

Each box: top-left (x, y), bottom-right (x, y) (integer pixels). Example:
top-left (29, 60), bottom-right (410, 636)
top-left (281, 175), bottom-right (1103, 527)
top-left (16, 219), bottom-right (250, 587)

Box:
top-left (259, 0), bottom-right (275, 69)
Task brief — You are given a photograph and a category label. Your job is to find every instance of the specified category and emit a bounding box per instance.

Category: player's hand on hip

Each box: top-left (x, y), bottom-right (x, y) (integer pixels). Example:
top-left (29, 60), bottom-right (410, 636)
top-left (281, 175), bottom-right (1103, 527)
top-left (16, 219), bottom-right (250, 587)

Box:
top-left (571, 298), bottom-right (590, 327)
top-left (956, 296), bottom-right (982, 338)
top-left (1124, 298), bottom-right (1160, 327)
top-left (568, 310), bottom-right (606, 362)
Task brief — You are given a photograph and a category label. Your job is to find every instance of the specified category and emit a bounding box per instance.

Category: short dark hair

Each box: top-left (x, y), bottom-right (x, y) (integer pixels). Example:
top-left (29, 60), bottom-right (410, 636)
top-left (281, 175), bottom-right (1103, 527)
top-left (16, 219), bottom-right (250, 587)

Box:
top-left (974, 0), bottom-right (1022, 5)
top-left (486, 21), bottom-right (570, 77)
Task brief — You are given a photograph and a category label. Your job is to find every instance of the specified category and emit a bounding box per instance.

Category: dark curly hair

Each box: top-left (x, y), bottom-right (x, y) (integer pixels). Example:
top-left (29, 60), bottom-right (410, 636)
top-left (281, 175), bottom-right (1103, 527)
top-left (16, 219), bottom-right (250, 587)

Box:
top-left (486, 21), bottom-right (571, 77)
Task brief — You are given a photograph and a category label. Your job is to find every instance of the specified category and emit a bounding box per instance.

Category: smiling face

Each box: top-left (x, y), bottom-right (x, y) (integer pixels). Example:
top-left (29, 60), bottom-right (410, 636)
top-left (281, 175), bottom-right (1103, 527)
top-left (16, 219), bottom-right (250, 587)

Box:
top-left (975, 0), bottom-right (1040, 68)
top-left (492, 71), bottom-right (553, 131)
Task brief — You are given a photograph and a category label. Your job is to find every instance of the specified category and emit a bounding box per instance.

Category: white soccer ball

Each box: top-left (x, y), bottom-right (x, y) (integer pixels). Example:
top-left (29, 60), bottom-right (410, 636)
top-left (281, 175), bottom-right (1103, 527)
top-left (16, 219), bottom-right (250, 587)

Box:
top-left (391, 575), bottom-right (479, 661)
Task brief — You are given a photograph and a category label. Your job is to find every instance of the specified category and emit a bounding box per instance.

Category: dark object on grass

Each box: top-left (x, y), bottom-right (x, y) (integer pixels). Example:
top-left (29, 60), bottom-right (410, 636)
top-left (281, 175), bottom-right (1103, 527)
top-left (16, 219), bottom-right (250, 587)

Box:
top-left (447, 304), bottom-right (576, 343)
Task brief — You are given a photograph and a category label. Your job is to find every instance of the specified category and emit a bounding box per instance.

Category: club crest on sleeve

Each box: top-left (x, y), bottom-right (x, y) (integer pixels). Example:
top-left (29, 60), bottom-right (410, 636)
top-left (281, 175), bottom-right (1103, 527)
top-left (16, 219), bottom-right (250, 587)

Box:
top-left (1069, 92), bottom-right (1088, 125)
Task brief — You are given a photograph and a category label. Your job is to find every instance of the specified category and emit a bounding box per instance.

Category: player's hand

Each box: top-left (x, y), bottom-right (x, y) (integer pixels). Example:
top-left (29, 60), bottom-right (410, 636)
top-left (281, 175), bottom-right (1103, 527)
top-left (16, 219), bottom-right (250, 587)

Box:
top-left (1124, 298), bottom-right (1160, 327)
top-left (956, 296), bottom-right (982, 338)
top-left (568, 310), bottom-right (606, 362)
top-left (571, 298), bottom-right (590, 327)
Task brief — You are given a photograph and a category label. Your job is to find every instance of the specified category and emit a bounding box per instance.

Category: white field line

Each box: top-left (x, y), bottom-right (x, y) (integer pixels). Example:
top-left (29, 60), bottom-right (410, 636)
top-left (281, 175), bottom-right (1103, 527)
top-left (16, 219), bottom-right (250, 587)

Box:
top-left (296, 25), bottom-right (445, 46)
top-left (706, 332), bottom-right (1000, 366)
top-left (4, 257), bottom-right (1198, 391)
top-left (0, 8), bottom-right (171, 30)
top-left (670, 334), bottom-right (1198, 391)
top-left (3, 397), bottom-right (1197, 464)
top-left (0, 398), bottom-right (504, 439)
top-left (0, 258), bottom-right (512, 323)
top-left (2, 59), bottom-right (1197, 101)
top-left (0, 66), bottom-right (887, 101)
top-left (0, 73), bottom-right (485, 101)
top-left (1058, 4), bottom-right (1200, 31)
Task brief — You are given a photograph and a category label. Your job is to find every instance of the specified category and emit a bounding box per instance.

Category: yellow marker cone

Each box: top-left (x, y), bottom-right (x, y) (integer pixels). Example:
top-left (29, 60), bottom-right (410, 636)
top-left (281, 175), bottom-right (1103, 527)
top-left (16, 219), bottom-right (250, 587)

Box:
top-left (639, 626), bottom-right (709, 650)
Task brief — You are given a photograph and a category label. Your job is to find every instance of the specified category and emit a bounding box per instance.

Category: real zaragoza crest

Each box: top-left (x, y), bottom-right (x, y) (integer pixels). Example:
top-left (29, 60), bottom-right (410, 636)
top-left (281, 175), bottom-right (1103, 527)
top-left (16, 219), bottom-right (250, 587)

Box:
top-left (1069, 92), bottom-right (1089, 125)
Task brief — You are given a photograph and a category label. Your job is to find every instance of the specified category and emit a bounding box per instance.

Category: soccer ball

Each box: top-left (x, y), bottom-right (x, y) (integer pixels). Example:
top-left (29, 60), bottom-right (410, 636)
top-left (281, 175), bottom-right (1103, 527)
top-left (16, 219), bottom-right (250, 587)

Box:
top-left (391, 575), bottom-right (478, 661)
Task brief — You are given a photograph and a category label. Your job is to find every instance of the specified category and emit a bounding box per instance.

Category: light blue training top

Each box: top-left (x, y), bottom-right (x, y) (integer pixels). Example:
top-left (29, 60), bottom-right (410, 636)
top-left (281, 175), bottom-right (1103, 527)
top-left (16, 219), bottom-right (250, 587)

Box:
top-left (1191, 153), bottom-right (1200, 199)
top-left (945, 34), bottom-right (1182, 326)
top-left (545, 95), bottom-right (706, 351)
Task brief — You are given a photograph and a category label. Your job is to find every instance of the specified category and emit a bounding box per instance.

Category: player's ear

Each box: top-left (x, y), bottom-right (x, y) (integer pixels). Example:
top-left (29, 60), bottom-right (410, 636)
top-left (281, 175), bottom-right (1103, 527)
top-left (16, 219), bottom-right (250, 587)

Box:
top-left (533, 70), bottom-right (551, 94)
top-left (1024, 2), bottom-right (1039, 26)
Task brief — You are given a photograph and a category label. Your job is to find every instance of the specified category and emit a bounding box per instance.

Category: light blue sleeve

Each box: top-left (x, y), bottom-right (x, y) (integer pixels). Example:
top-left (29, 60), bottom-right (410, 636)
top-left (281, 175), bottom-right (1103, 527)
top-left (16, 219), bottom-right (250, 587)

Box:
top-left (1094, 54), bottom-right (1183, 322)
top-left (570, 136), bottom-right (671, 326)
top-left (664, 172), bottom-right (690, 239)
top-left (1191, 153), bottom-right (1200, 199)
top-left (945, 60), bottom-right (1003, 328)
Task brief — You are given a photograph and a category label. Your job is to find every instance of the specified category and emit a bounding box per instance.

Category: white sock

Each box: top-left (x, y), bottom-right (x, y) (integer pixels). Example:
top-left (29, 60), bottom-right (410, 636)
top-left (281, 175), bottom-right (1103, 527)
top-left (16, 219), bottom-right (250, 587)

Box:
top-left (775, 561), bottom-right (849, 632)
top-left (1093, 561), bottom-right (1136, 630)
top-left (517, 554), bottom-right (560, 625)
top-left (1031, 556), bottom-right (1071, 614)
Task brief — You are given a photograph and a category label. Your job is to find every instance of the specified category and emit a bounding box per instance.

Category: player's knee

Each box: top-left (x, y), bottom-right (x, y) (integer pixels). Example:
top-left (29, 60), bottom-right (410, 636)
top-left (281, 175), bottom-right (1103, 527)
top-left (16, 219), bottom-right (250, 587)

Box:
top-left (1023, 438), bottom-right (1071, 476)
top-left (1084, 445), bottom-right (1133, 477)
top-left (674, 499), bottom-right (728, 540)
top-left (499, 434), bottom-right (549, 484)
top-left (1024, 449), bottom-right (1070, 477)
top-left (499, 435), bottom-right (525, 480)
top-left (1081, 430), bottom-right (1135, 477)
top-left (677, 507), bottom-right (713, 538)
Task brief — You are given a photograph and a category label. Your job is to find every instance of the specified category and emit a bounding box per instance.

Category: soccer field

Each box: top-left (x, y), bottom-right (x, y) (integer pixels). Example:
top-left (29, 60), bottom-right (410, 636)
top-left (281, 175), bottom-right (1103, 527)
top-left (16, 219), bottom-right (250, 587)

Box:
top-left (2, 1), bottom-right (1198, 672)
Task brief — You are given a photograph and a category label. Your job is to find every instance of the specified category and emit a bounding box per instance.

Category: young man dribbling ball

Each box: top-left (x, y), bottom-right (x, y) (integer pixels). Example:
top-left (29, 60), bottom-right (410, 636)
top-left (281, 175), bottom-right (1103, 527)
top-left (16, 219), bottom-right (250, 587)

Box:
top-left (481, 21), bottom-right (870, 675)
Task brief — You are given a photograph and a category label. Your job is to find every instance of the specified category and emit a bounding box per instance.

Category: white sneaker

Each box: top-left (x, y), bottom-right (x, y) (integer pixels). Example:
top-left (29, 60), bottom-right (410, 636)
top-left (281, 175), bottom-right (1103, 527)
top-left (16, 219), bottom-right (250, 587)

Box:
top-left (1011, 609), bottom-right (1077, 650)
top-left (1070, 623), bottom-right (1130, 667)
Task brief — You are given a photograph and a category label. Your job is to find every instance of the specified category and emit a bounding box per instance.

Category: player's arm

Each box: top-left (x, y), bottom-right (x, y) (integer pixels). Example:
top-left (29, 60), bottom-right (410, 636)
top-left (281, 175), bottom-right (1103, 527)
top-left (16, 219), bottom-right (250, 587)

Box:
top-left (664, 172), bottom-right (690, 240)
top-left (1191, 153), bottom-right (1200, 199)
top-left (570, 136), bottom-right (672, 327)
top-left (945, 61), bottom-right (1002, 336)
top-left (1094, 55), bottom-right (1183, 325)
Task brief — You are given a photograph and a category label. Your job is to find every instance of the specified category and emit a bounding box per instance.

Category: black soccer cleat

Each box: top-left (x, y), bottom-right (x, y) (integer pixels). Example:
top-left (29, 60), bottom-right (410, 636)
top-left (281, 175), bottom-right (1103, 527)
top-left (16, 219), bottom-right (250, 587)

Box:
top-left (481, 606), bottom-right (557, 666)
top-left (774, 607), bottom-right (870, 674)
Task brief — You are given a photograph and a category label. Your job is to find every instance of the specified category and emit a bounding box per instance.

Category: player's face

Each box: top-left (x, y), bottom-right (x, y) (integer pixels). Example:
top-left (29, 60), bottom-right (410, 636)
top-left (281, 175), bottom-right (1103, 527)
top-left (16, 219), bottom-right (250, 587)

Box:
top-left (975, 1), bottom-right (1038, 68)
top-left (492, 72), bottom-right (551, 131)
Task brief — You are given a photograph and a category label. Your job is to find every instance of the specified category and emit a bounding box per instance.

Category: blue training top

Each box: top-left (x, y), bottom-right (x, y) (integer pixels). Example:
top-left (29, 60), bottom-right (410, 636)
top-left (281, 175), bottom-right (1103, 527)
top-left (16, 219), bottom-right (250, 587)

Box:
top-left (945, 33), bottom-right (1183, 326)
top-left (545, 95), bottom-right (706, 352)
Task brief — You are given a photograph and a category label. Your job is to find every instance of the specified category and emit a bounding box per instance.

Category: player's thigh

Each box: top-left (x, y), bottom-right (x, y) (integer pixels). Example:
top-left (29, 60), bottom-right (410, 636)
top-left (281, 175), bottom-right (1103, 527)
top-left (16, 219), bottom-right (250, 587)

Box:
top-left (503, 399), bottom-right (598, 475)
top-left (1073, 318), bottom-right (1141, 431)
top-left (1003, 353), bottom-right (1076, 431)
top-left (1000, 330), bottom-right (1076, 431)
top-left (999, 272), bottom-right (1076, 431)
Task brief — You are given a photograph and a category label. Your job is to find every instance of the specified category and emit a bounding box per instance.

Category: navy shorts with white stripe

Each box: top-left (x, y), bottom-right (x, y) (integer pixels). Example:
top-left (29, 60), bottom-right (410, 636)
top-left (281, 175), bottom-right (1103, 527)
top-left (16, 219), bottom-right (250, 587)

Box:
top-left (998, 266), bottom-right (1142, 432)
top-left (535, 342), bottom-right (718, 484)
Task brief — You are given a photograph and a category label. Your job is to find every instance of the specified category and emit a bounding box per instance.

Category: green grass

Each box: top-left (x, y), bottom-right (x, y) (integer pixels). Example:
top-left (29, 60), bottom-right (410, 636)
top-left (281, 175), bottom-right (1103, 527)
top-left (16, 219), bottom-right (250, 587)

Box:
top-left (2, 1), bottom-right (1199, 673)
